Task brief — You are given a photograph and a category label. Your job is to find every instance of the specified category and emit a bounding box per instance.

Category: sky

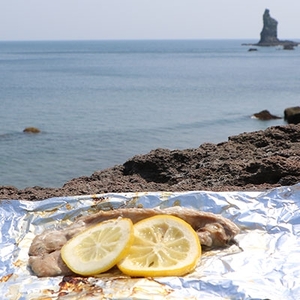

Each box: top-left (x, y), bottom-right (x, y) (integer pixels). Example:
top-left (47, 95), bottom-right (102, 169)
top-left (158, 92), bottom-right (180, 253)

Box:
top-left (1, 0), bottom-right (299, 41)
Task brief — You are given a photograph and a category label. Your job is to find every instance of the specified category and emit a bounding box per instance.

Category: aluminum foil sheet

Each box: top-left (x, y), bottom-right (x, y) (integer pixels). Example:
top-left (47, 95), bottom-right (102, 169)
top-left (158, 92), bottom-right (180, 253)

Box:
top-left (1, 184), bottom-right (300, 299)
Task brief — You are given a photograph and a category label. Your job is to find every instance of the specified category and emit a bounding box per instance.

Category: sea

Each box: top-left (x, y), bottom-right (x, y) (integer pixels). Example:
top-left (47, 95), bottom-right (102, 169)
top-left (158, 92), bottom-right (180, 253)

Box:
top-left (1, 39), bottom-right (300, 189)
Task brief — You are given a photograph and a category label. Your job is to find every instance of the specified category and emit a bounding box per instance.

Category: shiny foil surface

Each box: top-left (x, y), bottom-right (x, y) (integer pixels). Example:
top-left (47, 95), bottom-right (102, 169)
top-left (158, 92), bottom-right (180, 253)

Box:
top-left (1, 184), bottom-right (300, 299)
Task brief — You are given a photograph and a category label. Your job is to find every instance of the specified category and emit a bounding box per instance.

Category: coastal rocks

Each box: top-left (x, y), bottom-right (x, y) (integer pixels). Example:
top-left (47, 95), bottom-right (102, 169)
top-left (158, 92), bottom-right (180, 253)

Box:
top-left (252, 110), bottom-right (281, 120)
top-left (284, 106), bottom-right (300, 124)
top-left (283, 44), bottom-right (295, 50)
top-left (2, 124), bottom-right (300, 200)
top-left (23, 127), bottom-right (41, 133)
top-left (258, 9), bottom-right (279, 45)
top-left (243, 9), bottom-right (299, 47)
top-left (257, 9), bottom-right (299, 47)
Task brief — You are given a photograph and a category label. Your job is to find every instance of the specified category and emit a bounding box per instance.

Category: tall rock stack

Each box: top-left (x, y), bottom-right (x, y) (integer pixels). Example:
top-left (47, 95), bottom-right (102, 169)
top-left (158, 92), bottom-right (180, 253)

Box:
top-left (258, 9), bottom-right (279, 45)
top-left (243, 9), bottom-right (300, 47)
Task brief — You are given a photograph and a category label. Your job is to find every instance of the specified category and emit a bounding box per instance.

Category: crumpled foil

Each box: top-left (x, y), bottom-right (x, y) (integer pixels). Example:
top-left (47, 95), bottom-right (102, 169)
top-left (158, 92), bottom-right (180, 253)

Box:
top-left (1, 184), bottom-right (300, 299)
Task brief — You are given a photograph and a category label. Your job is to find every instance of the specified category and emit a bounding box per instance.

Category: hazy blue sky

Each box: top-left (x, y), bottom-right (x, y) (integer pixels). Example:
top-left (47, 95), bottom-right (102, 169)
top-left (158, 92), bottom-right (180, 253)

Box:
top-left (1, 0), bottom-right (299, 41)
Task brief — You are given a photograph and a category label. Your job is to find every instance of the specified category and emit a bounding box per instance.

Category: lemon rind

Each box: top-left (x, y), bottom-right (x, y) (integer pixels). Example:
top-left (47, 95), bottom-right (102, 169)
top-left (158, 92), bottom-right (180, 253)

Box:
top-left (117, 215), bottom-right (201, 277)
top-left (61, 218), bottom-right (134, 276)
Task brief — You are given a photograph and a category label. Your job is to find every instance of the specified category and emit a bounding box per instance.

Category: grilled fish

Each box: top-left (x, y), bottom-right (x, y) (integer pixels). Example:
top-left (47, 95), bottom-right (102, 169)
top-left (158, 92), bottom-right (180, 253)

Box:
top-left (28, 207), bottom-right (240, 277)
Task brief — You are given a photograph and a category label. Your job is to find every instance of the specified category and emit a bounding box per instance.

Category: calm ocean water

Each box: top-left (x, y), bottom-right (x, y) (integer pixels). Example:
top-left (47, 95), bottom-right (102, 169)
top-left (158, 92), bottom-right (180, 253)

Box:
top-left (1, 39), bottom-right (300, 189)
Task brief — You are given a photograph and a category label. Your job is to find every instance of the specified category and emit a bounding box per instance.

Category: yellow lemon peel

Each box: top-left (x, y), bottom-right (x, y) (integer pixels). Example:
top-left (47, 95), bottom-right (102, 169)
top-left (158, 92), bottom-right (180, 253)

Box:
top-left (61, 218), bottom-right (134, 276)
top-left (118, 215), bottom-right (201, 277)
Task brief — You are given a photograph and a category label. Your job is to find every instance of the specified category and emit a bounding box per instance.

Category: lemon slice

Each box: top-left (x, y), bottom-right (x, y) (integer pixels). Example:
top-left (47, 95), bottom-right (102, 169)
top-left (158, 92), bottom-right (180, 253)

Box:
top-left (117, 215), bottom-right (201, 277)
top-left (61, 218), bottom-right (134, 276)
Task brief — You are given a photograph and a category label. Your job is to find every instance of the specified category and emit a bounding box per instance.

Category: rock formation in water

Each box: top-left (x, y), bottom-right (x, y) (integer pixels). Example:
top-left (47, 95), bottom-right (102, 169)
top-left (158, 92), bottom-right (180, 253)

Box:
top-left (258, 9), bottom-right (279, 45)
top-left (244, 9), bottom-right (299, 47)
top-left (252, 110), bottom-right (281, 120)
top-left (23, 127), bottom-right (41, 133)
top-left (284, 107), bottom-right (300, 124)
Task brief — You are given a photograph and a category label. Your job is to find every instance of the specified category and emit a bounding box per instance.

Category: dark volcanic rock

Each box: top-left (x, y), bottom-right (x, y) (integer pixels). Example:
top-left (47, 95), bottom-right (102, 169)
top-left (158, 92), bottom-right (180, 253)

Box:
top-left (23, 127), bottom-right (41, 134)
top-left (252, 110), bottom-right (281, 120)
top-left (1, 124), bottom-right (300, 200)
top-left (283, 44), bottom-right (295, 50)
top-left (259, 9), bottom-right (279, 45)
top-left (243, 9), bottom-right (299, 47)
top-left (284, 107), bottom-right (300, 124)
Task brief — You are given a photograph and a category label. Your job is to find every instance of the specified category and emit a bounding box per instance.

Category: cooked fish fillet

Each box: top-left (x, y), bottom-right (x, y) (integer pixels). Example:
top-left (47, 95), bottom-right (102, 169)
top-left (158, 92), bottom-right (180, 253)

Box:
top-left (28, 207), bottom-right (240, 277)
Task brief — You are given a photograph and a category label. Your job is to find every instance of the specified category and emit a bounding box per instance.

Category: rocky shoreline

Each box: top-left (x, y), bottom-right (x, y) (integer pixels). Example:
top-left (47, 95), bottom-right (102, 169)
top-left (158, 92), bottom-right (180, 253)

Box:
top-left (1, 124), bottom-right (300, 201)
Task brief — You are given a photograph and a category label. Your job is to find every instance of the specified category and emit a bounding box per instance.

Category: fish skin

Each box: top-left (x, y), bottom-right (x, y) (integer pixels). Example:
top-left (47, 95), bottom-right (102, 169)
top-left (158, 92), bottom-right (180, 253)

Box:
top-left (28, 207), bottom-right (240, 277)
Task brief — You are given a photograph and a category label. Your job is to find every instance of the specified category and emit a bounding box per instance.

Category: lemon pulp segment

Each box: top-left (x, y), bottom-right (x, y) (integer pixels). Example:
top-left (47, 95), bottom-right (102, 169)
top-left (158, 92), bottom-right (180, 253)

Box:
top-left (61, 218), bottom-right (134, 276)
